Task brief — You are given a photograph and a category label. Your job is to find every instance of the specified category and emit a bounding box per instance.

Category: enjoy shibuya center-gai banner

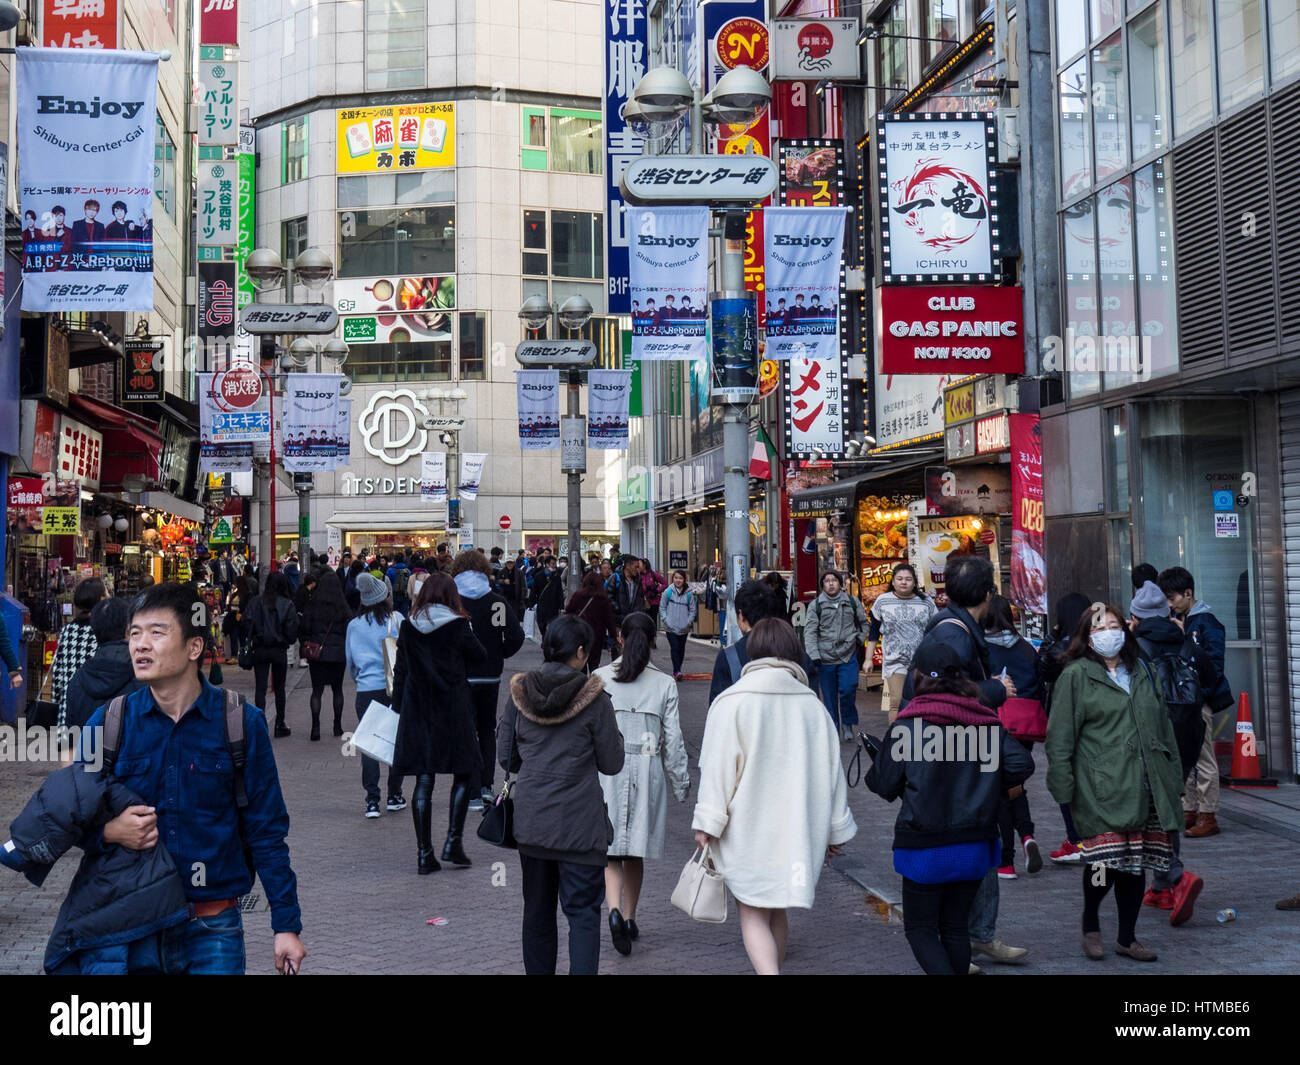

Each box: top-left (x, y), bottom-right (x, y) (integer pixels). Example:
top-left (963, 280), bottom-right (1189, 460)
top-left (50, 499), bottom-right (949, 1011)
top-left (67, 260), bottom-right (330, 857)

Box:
top-left (763, 206), bottom-right (848, 360)
top-left (18, 48), bottom-right (159, 311)
top-left (629, 207), bottom-right (709, 361)
top-left (282, 374), bottom-right (342, 473)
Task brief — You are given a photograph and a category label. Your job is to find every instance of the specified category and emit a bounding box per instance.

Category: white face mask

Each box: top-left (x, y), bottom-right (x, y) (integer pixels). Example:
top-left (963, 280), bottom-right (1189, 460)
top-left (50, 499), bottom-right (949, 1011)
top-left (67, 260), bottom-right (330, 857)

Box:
top-left (1089, 629), bottom-right (1126, 658)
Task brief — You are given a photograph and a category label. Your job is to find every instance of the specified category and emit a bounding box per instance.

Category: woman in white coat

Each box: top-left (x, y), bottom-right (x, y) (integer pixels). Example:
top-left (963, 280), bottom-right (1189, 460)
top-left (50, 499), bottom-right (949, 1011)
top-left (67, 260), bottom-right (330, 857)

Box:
top-left (595, 612), bottom-right (690, 956)
top-left (692, 617), bottom-right (857, 975)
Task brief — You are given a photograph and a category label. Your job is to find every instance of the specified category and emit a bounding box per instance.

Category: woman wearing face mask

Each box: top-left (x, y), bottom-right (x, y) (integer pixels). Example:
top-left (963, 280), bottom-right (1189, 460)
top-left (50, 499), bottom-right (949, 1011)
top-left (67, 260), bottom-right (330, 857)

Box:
top-left (867, 563), bottom-right (935, 724)
top-left (1045, 604), bottom-right (1186, 963)
top-left (659, 570), bottom-right (697, 681)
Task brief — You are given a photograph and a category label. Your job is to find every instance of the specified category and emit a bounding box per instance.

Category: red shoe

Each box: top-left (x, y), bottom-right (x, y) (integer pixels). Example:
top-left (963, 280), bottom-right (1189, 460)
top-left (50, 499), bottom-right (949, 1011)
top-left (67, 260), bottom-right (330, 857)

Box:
top-left (1170, 872), bottom-right (1203, 927)
top-left (997, 865), bottom-right (1017, 880)
top-left (1143, 887), bottom-right (1174, 910)
top-left (1050, 839), bottom-right (1082, 863)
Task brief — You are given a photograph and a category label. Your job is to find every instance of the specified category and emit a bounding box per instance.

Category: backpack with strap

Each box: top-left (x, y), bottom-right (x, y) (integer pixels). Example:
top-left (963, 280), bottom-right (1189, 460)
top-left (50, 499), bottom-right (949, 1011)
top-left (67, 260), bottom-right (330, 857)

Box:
top-left (1136, 637), bottom-right (1203, 721)
top-left (392, 567), bottom-right (411, 599)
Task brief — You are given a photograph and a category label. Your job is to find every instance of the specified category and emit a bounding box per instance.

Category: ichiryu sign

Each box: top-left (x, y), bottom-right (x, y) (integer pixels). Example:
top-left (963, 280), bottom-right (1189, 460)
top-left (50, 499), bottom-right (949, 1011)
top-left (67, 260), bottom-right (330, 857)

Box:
top-left (620, 155), bottom-right (778, 206)
top-left (879, 285), bottom-right (1025, 375)
top-left (241, 305), bottom-right (340, 335)
top-left (514, 340), bottom-right (598, 367)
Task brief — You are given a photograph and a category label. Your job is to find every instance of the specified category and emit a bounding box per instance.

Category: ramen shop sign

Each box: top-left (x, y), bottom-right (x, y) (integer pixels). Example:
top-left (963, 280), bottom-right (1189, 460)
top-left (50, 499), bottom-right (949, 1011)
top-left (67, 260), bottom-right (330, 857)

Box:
top-left (879, 286), bottom-right (1024, 375)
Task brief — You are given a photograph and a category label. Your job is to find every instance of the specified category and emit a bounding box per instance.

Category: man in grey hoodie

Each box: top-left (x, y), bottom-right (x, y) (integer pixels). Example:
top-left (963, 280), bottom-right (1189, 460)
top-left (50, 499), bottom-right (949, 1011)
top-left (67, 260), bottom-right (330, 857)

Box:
top-left (803, 571), bottom-right (867, 738)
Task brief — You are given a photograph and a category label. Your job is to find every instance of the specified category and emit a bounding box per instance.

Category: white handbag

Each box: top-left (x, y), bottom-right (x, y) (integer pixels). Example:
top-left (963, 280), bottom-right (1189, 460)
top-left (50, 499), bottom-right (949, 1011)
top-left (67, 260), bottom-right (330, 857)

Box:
top-left (522, 606), bottom-right (538, 641)
top-left (353, 699), bottom-right (401, 766)
top-left (670, 844), bottom-right (728, 923)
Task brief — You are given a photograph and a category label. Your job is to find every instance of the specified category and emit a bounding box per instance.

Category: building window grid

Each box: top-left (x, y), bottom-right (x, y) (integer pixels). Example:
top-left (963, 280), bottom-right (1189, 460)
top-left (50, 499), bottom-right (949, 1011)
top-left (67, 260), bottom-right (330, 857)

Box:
top-left (282, 116), bottom-right (307, 184)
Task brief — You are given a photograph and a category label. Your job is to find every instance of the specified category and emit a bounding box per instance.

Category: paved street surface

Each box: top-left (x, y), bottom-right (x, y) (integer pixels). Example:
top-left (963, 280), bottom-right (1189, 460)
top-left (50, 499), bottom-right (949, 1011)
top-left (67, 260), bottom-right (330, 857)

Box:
top-left (2, 636), bottom-right (1299, 976)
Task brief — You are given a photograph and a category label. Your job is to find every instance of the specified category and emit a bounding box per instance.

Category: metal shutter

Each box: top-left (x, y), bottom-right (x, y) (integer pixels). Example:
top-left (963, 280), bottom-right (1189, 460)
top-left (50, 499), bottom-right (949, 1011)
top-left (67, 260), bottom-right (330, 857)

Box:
top-left (1274, 82), bottom-right (1300, 347)
top-left (1171, 132), bottom-right (1226, 369)
top-left (1278, 390), bottom-right (1300, 778)
top-left (1220, 105), bottom-right (1277, 358)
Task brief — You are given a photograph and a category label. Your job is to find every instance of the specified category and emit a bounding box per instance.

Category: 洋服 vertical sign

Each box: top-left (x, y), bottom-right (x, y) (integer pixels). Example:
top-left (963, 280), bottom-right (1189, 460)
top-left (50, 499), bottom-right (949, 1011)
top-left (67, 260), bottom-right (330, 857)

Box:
top-left (18, 48), bottom-right (158, 311)
top-left (603, 0), bottom-right (647, 314)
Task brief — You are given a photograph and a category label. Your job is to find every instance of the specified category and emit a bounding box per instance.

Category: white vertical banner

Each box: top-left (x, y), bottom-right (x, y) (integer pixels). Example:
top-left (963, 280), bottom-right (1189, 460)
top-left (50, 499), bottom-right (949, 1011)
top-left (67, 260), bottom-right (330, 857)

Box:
top-left (421, 452), bottom-right (447, 503)
top-left (785, 356), bottom-right (845, 457)
top-left (629, 206), bottom-right (709, 361)
top-left (763, 206), bottom-right (847, 360)
top-left (282, 373), bottom-right (341, 472)
top-left (459, 452), bottom-right (486, 499)
top-left (587, 369), bottom-right (631, 450)
top-left (517, 369), bottom-right (560, 450)
top-left (334, 398), bottom-right (352, 469)
top-left (18, 48), bottom-right (159, 311)
top-left (197, 373), bottom-right (254, 473)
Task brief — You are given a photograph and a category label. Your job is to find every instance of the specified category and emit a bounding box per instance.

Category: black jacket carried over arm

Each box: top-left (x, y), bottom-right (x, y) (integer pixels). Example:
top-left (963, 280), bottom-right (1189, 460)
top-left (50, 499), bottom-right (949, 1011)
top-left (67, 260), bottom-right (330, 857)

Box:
top-left (7, 764), bottom-right (189, 972)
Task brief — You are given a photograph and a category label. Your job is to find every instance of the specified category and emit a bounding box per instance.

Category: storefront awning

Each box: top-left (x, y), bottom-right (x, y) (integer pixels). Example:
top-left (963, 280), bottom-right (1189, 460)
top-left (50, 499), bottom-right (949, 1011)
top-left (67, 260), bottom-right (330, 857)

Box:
top-left (139, 491), bottom-right (204, 524)
top-left (326, 510), bottom-right (446, 531)
top-left (67, 393), bottom-right (165, 489)
top-left (789, 448), bottom-right (943, 518)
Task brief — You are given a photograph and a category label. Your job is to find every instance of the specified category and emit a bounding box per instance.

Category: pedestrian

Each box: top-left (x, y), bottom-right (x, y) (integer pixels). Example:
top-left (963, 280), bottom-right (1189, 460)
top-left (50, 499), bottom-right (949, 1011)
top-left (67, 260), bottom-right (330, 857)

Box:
top-left (659, 570), bottom-right (697, 680)
top-left (452, 550), bottom-right (525, 811)
top-left (564, 570), bottom-right (619, 673)
top-left (0, 598), bottom-right (21, 695)
top-left (803, 570), bottom-right (868, 741)
top-left (1158, 566), bottom-right (1232, 838)
top-left (242, 571), bottom-right (300, 738)
top-left (898, 556), bottom-right (1026, 967)
top-left (292, 570), bottom-right (318, 668)
top-left (344, 558), bottom-right (366, 613)
top-left (1040, 592), bottom-right (1092, 863)
top-left (762, 570), bottom-right (792, 622)
top-left (709, 579), bottom-right (783, 703)
top-left (51, 577), bottom-right (107, 729)
top-left (639, 558), bottom-right (667, 626)
top-left (594, 613), bottom-right (690, 955)
top-left (709, 567), bottom-right (729, 644)
top-left (1128, 580), bottom-right (1216, 923)
top-left (606, 555), bottom-right (646, 624)
top-left (223, 573), bottom-right (255, 663)
top-left (346, 572), bottom-right (407, 819)
top-left (64, 598), bottom-right (142, 730)
top-left (499, 614), bottom-right (623, 975)
top-left (693, 618), bottom-right (857, 975)
top-left (387, 555), bottom-right (413, 616)
top-left (79, 583), bottom-right (305, 974)
top-left (867, 563), bottom-right (935, 724)
top-left (529, 555), bottom-right (566, 636)
top-left (283, 553), bottom-right (301, 595)
top-left (866, 643), bottom-right (1034, 975)
top-left (298, 571), bottom-right (350, 742)
top-left (981, 594), bottom-right (1046, 879)
top-left (1045, 602), bottom-right (1189, 961)
top-left (391, 572), bottom-right (486, 874)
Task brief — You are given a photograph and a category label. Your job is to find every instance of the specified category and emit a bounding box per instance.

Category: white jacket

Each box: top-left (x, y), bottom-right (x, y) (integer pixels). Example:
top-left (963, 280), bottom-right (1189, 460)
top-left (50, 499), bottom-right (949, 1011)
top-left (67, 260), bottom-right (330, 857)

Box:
top-left (595, 660), bottom-right (690, 858)
top-left (692, 657), bottom-right (857, 909)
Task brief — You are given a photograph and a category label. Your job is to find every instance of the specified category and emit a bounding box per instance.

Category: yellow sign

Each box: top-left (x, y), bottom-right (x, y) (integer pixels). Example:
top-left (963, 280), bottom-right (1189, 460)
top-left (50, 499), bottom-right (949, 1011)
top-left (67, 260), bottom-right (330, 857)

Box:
top-left (42, 507), bottom-right (81, 535)
top-left (749, 508), bottom-right (766, 538)
top-left (944, 382), bottom-right (975, 425)
top-left (336, 102), bottom-right (456, 173)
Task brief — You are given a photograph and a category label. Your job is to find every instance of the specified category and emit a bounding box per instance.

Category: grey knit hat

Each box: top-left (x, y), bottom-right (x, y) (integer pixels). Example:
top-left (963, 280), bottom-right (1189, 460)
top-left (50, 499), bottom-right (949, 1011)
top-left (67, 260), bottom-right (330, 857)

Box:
top-left (1129, 580), bottom-right (1169, 620)
top-left (357, 571), bottom-right (389, 607)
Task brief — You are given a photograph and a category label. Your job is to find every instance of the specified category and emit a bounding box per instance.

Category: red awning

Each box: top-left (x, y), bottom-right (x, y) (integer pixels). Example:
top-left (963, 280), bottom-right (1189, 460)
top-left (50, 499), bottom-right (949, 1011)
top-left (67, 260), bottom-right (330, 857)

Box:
top-left (68, 394), bottom-right (164, 489)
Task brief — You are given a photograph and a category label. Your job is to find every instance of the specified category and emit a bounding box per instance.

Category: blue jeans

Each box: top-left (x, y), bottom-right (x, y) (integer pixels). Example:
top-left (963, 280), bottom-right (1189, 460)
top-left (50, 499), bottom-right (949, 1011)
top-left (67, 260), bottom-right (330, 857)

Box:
top-left (1150, 832), bottom-right (1184, 891)
top-left (968, 865), bottom-right (999, 943)
top-left (818, 659), bottom-right (859, 728)
top-left (160, 908), bottom-right (246, 974)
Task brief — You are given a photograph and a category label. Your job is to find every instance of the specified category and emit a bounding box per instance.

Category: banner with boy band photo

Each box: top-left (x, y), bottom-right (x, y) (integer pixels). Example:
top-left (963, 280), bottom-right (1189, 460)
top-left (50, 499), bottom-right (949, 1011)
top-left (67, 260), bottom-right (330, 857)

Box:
top-left (763, 206), bottom-right (848, 360)
top-left (629, 206), bottom-right (709, 361)
top-left (421, 452), bottom-right (447, 503)
top-left (282, 374), bottom-right (341, 473)
top-left (517, 370), bottom-right (560, 450)
top-left (459, 453), bottom-right (486, 500)
top-left (587, 369), bottom-right (631, 450)
top-left (18, 48), bottom-right (160, 312)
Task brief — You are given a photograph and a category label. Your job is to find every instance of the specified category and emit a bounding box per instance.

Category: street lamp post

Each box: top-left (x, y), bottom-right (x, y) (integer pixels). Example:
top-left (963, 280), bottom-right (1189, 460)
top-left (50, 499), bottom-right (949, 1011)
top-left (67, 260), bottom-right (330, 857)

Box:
top-left (417, 387), bottom-right (468, 550)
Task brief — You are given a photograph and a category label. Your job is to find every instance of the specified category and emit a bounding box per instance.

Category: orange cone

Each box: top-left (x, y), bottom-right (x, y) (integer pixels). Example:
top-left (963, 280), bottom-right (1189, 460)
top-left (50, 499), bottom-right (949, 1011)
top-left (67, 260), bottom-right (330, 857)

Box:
top-left (1221, 691), bottom-right (1278, 789)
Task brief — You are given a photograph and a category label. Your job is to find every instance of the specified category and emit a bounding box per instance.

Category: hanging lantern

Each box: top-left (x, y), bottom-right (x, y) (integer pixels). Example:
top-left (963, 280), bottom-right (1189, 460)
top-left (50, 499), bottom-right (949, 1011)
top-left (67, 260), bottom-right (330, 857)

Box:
top-left (113, 517), bottom-right (129, 532)
top-left (96, 513), bottom-right (113, 529)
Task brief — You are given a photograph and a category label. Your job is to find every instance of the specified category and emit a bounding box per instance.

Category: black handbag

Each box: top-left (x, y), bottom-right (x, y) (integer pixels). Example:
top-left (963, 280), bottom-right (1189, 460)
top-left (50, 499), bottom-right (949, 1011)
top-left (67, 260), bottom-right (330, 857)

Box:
top-left (26, 662), bottom-right (58, 728)
top-left (476, 778), bottom-right (516, 848)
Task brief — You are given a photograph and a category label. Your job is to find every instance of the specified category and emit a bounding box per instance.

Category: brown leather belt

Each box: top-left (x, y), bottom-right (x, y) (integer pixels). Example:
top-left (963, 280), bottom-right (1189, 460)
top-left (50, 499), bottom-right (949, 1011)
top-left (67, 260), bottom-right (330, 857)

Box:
top-left (191, 898), bottom-right (239, 918)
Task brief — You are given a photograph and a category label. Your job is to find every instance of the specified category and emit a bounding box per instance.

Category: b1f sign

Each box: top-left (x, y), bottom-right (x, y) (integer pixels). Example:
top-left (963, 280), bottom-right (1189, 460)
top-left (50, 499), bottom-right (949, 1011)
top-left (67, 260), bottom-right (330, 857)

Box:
top-left (879, 286), bottom-right (1025, 375)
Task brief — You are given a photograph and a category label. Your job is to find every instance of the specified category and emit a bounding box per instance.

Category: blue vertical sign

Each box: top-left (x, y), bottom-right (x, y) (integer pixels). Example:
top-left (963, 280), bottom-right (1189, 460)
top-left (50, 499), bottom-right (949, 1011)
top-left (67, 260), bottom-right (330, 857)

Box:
top-left (604, 0), bottom-right (648, 315)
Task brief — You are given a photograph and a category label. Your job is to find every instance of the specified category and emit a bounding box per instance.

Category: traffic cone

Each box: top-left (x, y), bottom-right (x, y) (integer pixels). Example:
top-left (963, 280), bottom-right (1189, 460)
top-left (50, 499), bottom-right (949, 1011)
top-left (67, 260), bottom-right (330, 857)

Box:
top-left (1221, 691), bottom-right (1278, 789)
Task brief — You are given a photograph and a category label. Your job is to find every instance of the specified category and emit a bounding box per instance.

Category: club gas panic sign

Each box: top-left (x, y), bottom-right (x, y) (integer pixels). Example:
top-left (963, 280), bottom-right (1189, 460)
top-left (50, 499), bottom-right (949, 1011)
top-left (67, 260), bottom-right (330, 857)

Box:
top-left (879, 285), bottom-right (1025, 375)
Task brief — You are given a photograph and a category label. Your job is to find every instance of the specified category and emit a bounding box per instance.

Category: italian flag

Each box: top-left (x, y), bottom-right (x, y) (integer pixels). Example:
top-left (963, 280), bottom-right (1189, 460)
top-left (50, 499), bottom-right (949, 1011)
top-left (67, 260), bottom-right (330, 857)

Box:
top-left (749, 425), bottom-right (776, 480)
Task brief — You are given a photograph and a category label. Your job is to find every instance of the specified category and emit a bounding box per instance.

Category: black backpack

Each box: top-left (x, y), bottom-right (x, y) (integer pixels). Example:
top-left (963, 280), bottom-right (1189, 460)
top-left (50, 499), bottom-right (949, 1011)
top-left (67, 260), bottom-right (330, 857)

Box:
top-left (1136, 637), bottom-right (1203, 720)
top-left (392, 568), bottom-right (411, 600)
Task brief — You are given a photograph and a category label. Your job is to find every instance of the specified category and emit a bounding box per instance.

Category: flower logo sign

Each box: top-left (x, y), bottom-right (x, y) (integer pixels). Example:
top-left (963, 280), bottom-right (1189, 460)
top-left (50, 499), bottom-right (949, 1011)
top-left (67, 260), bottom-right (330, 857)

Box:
top-left (359, 389), bottom-right (430, 466)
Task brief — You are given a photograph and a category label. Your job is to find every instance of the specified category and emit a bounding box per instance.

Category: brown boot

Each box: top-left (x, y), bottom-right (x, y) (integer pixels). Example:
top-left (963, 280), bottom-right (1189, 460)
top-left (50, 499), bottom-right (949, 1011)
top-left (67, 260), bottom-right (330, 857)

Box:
top-left (1185, 813), bottom-right (1220, 838)
top-left (1184, 810), bottom-right (1197, 830)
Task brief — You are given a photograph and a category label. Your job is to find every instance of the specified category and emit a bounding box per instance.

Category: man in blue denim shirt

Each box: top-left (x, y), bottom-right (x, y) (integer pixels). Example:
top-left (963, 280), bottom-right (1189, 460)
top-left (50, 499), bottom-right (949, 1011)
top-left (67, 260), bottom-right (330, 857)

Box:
top-left (82, 583), bottom-right (306, 975)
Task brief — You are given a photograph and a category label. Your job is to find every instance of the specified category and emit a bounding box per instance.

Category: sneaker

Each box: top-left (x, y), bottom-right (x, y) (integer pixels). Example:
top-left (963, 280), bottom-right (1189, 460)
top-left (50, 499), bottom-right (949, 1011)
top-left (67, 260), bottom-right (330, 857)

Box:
top-left (1143, 887), bottom-right (1174, 910)
top-left (971, 939), bottom-right (1029, 964)
top-left (468, 796), bottom-right (484, 813)
top-left (365, 799), bottom-right (381, 819)
top-left (386, 794), bottom-right (407, 812)
top-left (1023, 836), bottom-right (1042, 873)
top-left (298, 659), bottom-right (308, 668)
top-left (480, 787), bottom-right (494, 806)
top-left (968, 963), bottom-right (982, 975)
top-left (998, 865), bottom-right (1017, 880)
top-left (1275, 893), bottom-right (1300, 911)
top-left (674, 672), bottom-right (683, 681)
top-left (1170, 871), bottom-right (1203, 927)
top-left (1050, 839), bottom-right (1082, 863)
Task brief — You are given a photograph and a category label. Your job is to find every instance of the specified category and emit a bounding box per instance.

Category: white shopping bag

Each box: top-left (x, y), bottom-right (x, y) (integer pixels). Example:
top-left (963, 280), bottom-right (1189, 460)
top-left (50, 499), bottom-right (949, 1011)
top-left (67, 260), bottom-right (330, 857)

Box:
top-left (523, 607), bottom-right (538, 641)
top-left (353, 700), bottom-right (400, 766)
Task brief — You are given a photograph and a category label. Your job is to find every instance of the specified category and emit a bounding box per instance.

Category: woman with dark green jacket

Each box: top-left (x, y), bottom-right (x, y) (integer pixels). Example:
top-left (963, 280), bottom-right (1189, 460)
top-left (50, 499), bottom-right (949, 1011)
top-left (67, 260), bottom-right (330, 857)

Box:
top-left (1045, 603), bottom-right (1186, 963)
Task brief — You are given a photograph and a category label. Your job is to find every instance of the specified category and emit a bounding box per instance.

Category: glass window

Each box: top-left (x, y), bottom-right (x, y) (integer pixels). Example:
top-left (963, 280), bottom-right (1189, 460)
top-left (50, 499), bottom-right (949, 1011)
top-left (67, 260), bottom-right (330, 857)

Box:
top-left (337, 206), bottom-right (455, 277)
top-left (1129, 4), bottom-right (1168, 159)
top-left (344, 338), bottom-right (451, 383)
top-left (1097, 176), bottom-right (1140, 390)
top-left (282, 215), bottom-right (308, 264)
top-left (551, 211), bottom-right (603, 279)
top-left (525, 110), bottom-right (546, 147)
top-left (338, 175), bottom-right (395, 209)
top-left (1057, 0), bottom-right (1087, 61)
top-left (1106, 406), bottom-right (1129, 511)
top-left (459, 313), bottom-right (486, 380)
top-left (1091, 32), bottom-right (1128, 178)
top-left (523, 209), bottom-right (547, 251)
top-left (549, 113), bottom-right (602, 174)
top-left (365, 0), bottom-right (426, 91)
top-left (1271, 0), bottom-right (1300, 81)
top-left (1089, 0), bottom-right (1121, 40)
top-left (1170, 0), bottom-right (1214, 136)
top-left (1063, 196), bottom-right (1100, 398)
top-left (1059, 57), bottom-right (1091, 198)
top-left (154, 114), bottom-right (176, 221)
top-left (1217, 0), bottom-right (1265, 109)
top-left (925, 0), bottom-right (958, 64)
top-left (283, 116), bottom-right (307, 184)
top-left (1133, 160), bottom-right (1178, 380)
top-left (877, 0), bottom-right (908, 93)
top-left (396, 170), bottom-right (455, 204)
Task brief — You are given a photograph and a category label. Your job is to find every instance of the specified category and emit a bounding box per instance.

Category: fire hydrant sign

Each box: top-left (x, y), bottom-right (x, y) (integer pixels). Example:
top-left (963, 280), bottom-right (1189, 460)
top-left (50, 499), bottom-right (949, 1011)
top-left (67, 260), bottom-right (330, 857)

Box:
top-left (879, 285), bottom-right (1025, 375)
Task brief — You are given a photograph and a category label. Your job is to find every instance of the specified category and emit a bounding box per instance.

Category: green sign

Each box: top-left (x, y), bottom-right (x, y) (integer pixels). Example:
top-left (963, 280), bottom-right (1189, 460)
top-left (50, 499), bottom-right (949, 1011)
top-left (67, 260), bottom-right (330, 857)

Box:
top-left (199, 45), bottom-right (226, 61)
top-left (197, 246), bottom-right (227, 262)
top-left (299, 515), bottom-right (310, 537)
top-left (211, 518), bottom-right (233, 543)
top-left (343, 317), bottom-right (377, 343)
top-left (618, 471), bottom-right (649, 517)
top-left (623, 330), bottom-right (642, 418)
top-left (236, 151), bottom-right (256, 310)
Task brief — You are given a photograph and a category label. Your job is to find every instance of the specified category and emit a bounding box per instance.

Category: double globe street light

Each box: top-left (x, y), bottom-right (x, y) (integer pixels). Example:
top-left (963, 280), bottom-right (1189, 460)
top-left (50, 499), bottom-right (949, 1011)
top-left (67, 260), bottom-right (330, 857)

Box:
top-left (414, 386), bottom-right (469, 544)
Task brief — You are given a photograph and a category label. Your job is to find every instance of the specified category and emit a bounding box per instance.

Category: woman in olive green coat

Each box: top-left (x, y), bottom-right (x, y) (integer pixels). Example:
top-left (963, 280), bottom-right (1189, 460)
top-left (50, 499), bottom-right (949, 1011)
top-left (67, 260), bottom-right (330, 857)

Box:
top-left (1045, 603), bottom-right (1185, 963)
